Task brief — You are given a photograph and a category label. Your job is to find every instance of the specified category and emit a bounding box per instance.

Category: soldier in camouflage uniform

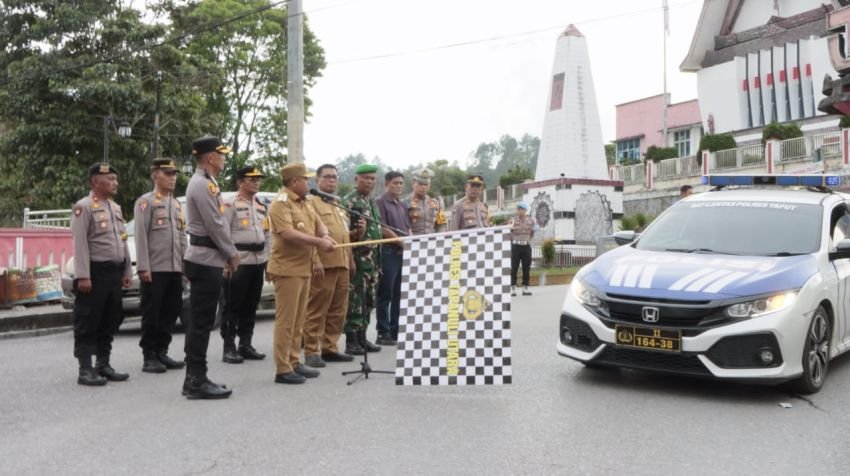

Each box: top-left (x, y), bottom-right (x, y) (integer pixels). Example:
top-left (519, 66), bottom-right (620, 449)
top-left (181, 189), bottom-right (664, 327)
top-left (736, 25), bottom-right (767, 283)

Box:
top-left (343, 164), bottom-right (384, 355)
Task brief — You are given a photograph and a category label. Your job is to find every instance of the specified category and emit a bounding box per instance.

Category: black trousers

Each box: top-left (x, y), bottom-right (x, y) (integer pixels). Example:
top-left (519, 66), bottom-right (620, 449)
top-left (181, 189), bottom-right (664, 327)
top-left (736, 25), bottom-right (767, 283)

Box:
top-left (73, 261), bottom-right (125, 359)
top-left (183, 261), bottom-right (223, 373)
top-left (220, 263), bottom-right (265, 344)
top-left (510, 244), bottom-right (532, 287)
top-left (139, 272), bottom-right (183, 353)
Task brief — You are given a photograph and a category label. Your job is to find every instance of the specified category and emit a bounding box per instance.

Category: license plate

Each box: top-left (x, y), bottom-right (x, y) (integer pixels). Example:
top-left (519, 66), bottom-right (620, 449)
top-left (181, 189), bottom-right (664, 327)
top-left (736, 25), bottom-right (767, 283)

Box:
top-left (615, 325), bottom-right (681, 353)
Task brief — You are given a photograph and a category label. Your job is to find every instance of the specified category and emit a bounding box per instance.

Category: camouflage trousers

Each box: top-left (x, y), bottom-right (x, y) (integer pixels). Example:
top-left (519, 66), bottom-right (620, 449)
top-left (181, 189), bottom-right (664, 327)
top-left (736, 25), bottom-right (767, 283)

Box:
top-left (344, 267), bottom-right (378, 333)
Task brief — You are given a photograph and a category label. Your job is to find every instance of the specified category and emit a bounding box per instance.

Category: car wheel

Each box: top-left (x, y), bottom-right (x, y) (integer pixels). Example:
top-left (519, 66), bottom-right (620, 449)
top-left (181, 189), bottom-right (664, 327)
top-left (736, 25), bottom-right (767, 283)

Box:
top-left (789, 306), bottom-right (831, 394)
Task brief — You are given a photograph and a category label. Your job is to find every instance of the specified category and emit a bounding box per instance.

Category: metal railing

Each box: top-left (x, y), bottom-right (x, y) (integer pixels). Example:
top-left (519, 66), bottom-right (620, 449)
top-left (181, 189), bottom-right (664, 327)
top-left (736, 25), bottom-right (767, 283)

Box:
top-left (739, 143), bottom-right (765, 166)
top-left (23, 208), bottom-right (72, 230)
top-left (680, 155), bottom-right (701, 176)
top-left (714, 148), bottom-right (738, 169)
top-left (656, 158), bottom-right (678, 178)
top-left (531, 244), bottom-right (597, 268)
top-left (779, 136), bottom-right (807, 162)
top-left (813, 131), bottom-right (841, 159)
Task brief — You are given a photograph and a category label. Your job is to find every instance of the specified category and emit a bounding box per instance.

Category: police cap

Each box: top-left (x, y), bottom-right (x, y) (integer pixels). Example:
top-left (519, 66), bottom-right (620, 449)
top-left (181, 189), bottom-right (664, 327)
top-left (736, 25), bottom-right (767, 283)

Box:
top-left (237, 165), bottom-right (266, 179)
top-left (88, 163), bottom-right (119, 178)
top-left (192, 135), bottom-right (232, 156)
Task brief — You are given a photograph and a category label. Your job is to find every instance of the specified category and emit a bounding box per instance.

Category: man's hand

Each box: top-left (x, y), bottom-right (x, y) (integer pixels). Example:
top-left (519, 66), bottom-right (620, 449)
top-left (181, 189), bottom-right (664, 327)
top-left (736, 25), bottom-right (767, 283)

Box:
top-left (318, 235), bottom-right (337, 253)
top-left (355, 218), bottom-right (367, 240)
top-left (312, 262), bottom-right (325, 280)
top-left (122, 276), bottom-right (132, 288)
top-left (139, 271), bottom-right (152, 283)
top-left (77, 278), bottom-right (92, 294)
top-left (228, 255), bottom-right (241, 273)
top-left (223, 265), bottom-right (232, 279)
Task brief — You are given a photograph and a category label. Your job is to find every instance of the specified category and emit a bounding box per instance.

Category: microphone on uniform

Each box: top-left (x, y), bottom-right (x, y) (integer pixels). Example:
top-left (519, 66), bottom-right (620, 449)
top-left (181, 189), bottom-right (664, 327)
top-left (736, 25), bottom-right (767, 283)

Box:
top-left (309, 188), bottom-right (340, 203)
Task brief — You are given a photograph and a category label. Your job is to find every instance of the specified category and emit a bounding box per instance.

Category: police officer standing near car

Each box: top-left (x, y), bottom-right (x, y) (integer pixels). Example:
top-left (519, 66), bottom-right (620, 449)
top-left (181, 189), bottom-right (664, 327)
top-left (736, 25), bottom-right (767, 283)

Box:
top-left (70, 163), bottom-right (133, 386)
top-left (220, 165), bottom-right (270, 364)
top-left (182, 135), bottom-right (240, 399)
top-left (450, 175), bottom-right (492, 231)
top-left (135, 158), bottom-right (187, 374)
top-left (403, 168), bottom-right (447, 235)
top-left (508, 202), bottom-right (536, 297)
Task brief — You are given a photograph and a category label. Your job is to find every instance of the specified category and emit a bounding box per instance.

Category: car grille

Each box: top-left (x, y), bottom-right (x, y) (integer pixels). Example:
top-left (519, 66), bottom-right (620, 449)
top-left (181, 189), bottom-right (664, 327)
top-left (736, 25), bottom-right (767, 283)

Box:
top-left (599, 298), bottom-right (735, 336)
top-left (706, 333), bottom-right (783, 368)
top-left (594, 346), bottom-right (712, 377)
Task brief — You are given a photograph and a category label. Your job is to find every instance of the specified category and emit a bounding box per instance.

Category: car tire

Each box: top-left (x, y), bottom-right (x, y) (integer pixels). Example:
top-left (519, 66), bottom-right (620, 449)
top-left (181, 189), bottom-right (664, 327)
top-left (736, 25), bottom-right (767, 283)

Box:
top-left (789, 305), bottom-right (831, 395)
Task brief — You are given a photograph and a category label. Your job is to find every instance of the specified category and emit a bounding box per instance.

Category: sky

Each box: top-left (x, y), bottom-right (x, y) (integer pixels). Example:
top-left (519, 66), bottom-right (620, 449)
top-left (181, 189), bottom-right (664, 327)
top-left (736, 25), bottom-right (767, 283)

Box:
top-left (300, 0), bottom-right (705, 170)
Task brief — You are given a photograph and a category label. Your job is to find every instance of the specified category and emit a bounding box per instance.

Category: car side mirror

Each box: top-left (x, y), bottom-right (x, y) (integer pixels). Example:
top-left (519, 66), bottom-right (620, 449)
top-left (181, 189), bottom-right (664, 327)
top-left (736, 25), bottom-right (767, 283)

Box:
top-left (829, 239), bottom-right (850, 261)
top-left (613, 230), bottom-right (637, 245)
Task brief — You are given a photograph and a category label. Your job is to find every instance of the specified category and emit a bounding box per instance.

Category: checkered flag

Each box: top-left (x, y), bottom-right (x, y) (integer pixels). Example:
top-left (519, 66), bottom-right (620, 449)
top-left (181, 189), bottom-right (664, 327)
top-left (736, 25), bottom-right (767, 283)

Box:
top-left (396, 226), bottom-right (512, 385)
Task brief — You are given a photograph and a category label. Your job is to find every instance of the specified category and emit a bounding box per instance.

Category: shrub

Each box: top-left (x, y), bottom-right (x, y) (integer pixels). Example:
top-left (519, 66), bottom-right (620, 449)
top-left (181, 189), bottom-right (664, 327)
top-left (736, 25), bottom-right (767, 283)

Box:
top-left (491, 215), bottom-right (508, 226)
top-left (644, 145), bottom-right (678, 163)
top-left (619, 213), bottom-right (654, 231)
top-left (761, 122), bottom-right (802, 142)
top-left (697, 133), bottom-right (737, 166)
top-left (840, 116), bottom-right (850, 128)
top-left (541, 240), bottom-right (556, 267)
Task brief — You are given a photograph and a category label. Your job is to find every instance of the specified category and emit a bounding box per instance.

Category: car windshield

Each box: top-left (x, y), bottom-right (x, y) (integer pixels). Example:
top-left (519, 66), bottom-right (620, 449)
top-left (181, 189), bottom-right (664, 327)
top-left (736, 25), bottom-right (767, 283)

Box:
top-left (635, 200), bottom-right (822, 256)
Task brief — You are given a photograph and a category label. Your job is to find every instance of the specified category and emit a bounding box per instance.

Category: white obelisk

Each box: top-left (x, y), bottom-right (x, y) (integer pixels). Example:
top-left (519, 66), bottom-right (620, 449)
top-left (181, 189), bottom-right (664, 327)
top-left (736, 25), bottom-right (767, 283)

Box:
top-left (535, 25), bottom-right (609, 181)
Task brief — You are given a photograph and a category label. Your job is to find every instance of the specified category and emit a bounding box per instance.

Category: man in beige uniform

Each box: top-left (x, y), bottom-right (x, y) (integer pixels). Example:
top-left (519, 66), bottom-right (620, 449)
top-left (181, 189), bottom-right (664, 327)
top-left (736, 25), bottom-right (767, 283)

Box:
top-left (220, 165), bottom-right (271, 364)
top-left (182, 135), bottom-right (240, 399)
top-left (135, 158), bottom-right (187, 374)
top-left (303, 164), bottom-right (355, 368)
top-left (450, 175), bottom-right (491, 230)
top-left (70, 163), bottom-right (133, 386)
top-left (403, 168), bottom-right (447, 235)
top-left (267, 163), bottom-right (336, 384)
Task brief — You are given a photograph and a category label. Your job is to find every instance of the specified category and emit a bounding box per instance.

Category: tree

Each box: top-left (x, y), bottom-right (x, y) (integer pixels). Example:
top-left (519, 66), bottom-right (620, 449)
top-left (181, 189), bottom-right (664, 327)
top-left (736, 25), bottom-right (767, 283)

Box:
top-left (605, 143), bottom-right (616, 166)
top-left (469, 133), bottom-right (540, 186)
top-left (499, 164), bottom-right (533, 188)
top-left (164, 0), bottom-right (326, 183)
top-left (643, 145), bottom-right (678, 163)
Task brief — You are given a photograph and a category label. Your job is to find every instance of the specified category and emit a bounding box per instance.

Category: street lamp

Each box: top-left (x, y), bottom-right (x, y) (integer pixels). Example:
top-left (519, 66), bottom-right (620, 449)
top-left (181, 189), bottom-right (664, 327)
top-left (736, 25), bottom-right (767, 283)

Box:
top-left (102, 116), bottom-right (132, 163)
top-left (182, 157), bottom-right (194, 175)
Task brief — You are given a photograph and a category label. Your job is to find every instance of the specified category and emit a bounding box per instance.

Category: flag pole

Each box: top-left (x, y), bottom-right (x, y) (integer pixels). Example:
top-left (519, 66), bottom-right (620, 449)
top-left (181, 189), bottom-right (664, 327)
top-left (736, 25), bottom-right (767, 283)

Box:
top-left (662, 0), bottom-right (669, 148)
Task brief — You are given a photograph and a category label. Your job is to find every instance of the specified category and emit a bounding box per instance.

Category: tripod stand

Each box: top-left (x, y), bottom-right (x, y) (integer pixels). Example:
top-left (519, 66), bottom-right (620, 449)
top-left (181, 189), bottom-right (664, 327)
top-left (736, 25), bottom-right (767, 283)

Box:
top-left (341, 332), bottom-right (394, 385)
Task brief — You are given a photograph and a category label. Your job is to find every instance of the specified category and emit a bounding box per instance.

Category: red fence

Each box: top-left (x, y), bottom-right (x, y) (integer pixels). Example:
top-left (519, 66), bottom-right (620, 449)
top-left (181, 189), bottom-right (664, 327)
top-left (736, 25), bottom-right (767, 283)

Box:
top-left (0, 228), bottom-right (73, 272)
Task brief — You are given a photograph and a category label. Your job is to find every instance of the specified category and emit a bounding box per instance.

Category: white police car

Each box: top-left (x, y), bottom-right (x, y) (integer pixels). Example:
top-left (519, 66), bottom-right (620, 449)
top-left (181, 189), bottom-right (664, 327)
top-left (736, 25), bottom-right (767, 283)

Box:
top-left (558, 174), bottom-right (850, 393)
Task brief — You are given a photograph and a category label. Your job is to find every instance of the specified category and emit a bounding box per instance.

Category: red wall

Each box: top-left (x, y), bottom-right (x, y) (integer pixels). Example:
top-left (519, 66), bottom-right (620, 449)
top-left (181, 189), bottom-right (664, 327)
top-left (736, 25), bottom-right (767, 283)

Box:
top-left (0, 229), bottom-right (73, 272)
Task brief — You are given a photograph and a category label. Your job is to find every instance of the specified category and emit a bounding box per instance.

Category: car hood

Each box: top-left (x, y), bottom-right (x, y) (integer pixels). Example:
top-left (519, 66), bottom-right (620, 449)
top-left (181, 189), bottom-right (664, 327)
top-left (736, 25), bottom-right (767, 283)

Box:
top-left (580, 246), bottom-right (818, 300)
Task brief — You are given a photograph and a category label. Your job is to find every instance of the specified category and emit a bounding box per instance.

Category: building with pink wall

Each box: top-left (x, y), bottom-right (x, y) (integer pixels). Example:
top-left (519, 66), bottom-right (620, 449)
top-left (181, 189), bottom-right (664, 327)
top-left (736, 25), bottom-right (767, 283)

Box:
top-left (614, 94), bottom-right (703, 164)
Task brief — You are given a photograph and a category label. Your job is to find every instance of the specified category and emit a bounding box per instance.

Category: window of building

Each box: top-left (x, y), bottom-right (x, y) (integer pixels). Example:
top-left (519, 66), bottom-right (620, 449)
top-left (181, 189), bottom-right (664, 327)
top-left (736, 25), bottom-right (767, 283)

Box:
top-left (616, 138), bottom-right (641, 163)
top-left (674, 130), bottom-right (690, 157)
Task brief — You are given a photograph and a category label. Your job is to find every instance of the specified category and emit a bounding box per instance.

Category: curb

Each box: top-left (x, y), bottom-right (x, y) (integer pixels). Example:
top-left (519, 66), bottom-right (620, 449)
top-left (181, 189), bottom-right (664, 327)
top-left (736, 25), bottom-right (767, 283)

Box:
top-left (0, 309), bottom-right (73, 335)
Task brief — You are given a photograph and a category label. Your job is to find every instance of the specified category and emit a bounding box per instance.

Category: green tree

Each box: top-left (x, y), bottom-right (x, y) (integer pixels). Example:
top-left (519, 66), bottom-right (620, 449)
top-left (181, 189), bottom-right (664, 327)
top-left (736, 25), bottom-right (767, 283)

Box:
top-left (605, 143), bottom-right (616, 166)
top-left (643, 145), bottom-right (678, 163)
top-left (499, 164), bottom-right (533, 188)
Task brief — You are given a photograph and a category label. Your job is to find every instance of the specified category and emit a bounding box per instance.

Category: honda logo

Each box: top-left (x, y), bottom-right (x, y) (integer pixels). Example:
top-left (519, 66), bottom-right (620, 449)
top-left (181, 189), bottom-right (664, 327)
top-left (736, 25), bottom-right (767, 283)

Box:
top-left (642, 307), bottom-right (660, 323)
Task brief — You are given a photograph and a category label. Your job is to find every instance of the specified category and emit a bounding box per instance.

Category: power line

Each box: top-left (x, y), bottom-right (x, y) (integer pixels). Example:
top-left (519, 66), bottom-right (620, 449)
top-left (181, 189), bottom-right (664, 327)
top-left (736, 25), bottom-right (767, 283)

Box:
top-left (327, 0), bottom-right (700, 66)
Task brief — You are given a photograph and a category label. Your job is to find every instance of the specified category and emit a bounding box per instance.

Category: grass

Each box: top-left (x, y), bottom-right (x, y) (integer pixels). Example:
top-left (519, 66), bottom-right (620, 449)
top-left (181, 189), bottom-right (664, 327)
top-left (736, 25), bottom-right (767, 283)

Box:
top-left (529, 266), bottom-right (580, 276)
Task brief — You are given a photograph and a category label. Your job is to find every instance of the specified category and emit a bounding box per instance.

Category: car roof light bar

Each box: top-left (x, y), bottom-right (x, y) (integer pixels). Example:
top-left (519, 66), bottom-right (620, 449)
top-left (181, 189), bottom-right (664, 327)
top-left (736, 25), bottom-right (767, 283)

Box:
top-left (700, 174), bottom-right (841, 188)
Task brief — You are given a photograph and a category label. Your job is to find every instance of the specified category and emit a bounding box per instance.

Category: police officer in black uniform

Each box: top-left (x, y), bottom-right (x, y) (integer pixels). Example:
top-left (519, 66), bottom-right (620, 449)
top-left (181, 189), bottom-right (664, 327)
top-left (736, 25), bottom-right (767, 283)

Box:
top-left (70, 163), bottom-right (133, 386)
top-left (182, 136), bottom-right (240, 399)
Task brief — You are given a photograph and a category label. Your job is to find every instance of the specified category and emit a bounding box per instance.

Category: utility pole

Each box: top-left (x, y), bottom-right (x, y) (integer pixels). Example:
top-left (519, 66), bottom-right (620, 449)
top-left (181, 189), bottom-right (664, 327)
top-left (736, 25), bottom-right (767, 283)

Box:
top-left (287, 0), bottom-right (305, 164)
top-left (153, 71), bottom-right (162, 158)
top-left (662, 0), bottom-right (669, 148)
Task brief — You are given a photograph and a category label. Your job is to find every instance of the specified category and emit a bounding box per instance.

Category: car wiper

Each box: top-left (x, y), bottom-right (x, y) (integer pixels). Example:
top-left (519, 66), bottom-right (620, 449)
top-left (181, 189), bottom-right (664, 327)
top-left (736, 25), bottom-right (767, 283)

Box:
top-left (763, 252), bottom-right (805, 257)
top-left (664, 248), bottom-right (738, 255)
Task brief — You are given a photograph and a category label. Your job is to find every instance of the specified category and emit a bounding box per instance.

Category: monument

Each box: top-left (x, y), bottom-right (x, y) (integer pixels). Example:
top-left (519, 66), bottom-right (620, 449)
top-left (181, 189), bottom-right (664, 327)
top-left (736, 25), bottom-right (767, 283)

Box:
top-left (525, 25), bottom-right (623, 244)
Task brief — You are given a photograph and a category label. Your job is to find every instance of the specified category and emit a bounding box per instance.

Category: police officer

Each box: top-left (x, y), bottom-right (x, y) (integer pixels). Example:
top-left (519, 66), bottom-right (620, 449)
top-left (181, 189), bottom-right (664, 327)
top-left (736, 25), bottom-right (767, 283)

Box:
top-left (508, 202), bottom-right (536, 297)
top-left (220, 166), bottom-right (270, 364)
top-left (450, 175), bottom-right (492, 230)
top-left (135, 158), bottom-right (187, 373)
top-left (303, 164), bottom-right (355, 368)
top-left (403, 168), bottom-right (447, 235)
top-left (70, 163), bottom-right (132, 386)
top-left (267, 163), bottom-right (336, 384)
top-left (182, 135), bottom-right (239, 399)
top-left (343, 163), bottom-right (386, 355)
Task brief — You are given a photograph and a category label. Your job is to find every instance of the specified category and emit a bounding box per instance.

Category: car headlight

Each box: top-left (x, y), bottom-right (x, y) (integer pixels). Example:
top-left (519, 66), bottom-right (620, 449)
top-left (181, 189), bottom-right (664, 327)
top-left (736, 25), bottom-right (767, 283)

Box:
top-left (725, 292), bottom-right (796, 318)
top-left (570, 279), bottom-right (608, 316)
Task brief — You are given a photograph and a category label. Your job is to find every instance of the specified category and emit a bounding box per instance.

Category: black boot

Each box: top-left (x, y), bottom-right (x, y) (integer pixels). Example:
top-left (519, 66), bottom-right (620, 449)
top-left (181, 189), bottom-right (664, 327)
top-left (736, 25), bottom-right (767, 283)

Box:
top-left (238, 338), bottom-right (266, 360)
top-left (345, 332), bottom-right (365, 356)
top-left (77, 356), bottom-right (107, 386)
top-left (182, 367), bottom-right (232, 400)
top-left (222, 338), bottom-right (244, 364)
top-left (142, 351), bottom-right (167, 374)
top-left (157, 350), bottom-right (185, 370)
top-left (95, 355), bottom-right (129, 382)
top-left (358, 330), bottom-right (381, 353)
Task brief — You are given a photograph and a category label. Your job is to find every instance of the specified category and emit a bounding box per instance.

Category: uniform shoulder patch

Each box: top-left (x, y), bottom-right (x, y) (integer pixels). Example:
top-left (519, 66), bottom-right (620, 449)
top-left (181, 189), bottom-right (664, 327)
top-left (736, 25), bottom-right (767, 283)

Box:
top-left (208, 182), bottom-right (218, 196)
top-left (74, 207), bottom-right (82, 216)
top-left (277, 193), bottom-right (288, 202)
top-left (138, 201), bottom-right (148, 212)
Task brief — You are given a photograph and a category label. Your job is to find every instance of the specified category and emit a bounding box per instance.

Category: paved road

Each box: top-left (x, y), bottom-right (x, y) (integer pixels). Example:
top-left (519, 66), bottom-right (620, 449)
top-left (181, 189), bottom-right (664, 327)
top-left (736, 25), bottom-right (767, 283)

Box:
top-left (1, 285), bottom-right (849, 475)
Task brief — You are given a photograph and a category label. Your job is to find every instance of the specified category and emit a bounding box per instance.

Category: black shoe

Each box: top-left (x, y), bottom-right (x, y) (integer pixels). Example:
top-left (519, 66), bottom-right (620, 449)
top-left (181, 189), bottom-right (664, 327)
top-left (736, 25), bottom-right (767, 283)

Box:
top-left (142, 353), bottom-right (167, 374)
top-left (358, 330), bottom-right (381, 353)
top-left (238, 345), bottom-right (266, 361)
top-left (304, 354), bottom-right (326, 368)
top-left (157, 351), bottom-right (185, 370)
top-left (96, 364), bottom-right (129, 382)
top-left (294, 363), bottom-right (320, 378)
top-left (376, 334), bottom-right (397, 346)
top-left (321, 350), bottom-right (355, 362)
top-left (345, 332), bottom-right (365, 356)
top-left (222, 348), bottom-right (244, 364)
top-left (77, 367), bottom-right (107, 386)
top-left (275, 372), bottom-right (306, 384)
top-left (182, 375), bottom-right (232, 399)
